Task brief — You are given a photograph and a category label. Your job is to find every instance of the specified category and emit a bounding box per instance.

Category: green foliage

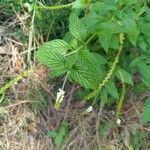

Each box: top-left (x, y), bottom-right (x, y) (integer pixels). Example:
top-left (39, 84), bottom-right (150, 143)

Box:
top-left (35, 39), bottom-right (70, 77)
top-left (73, 0), bottom-right (90, 9)
top-left (140, 97), bottom-right (150, 125)
top-left (48, 122), bottom-right (68, 146)
top-left (99, 121), bottom-right (110, 139)
top-left (115, 69), bottom-right (133, 85)
top-left (130, 130), bottom-right (144, 150)
top-left (69, 13), bottom-right (87, 41)
top-left (132, 83), bottom-right (147, 94)
top-left (0, 0), bottom-right (71, 40)
top-left (130, 52), bottom-right (150, 88)
top-left (105, 80), bottom-right (119, 99)
top-left (35, 0), bottom-right (150, 121)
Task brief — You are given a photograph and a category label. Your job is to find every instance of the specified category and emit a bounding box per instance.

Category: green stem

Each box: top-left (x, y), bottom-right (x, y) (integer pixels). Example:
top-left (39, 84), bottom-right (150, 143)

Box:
top-left (0, 69), bottom-right (32, 95)
top-left (62, 71), bottom-right (70, 90)
top-left (116, 71), bottom-right (126, 118)
top-left (85, 34), bottom-right (96, 45)
top-left (65, 34), bottom-right (96, 57)
top-left (85, 33), bottom-right (124, 101)
top-left (0, 93), bottom-right (5, 104)
top-left (65, 50), bottom-right (77, 57)
top-left (35, 2), bottom-right (74, 10)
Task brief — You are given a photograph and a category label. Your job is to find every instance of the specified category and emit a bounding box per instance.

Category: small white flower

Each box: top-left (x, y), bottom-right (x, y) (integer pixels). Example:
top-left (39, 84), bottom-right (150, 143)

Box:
top-left (85, 106), bottom-right (93, 113)
top-left (56, 89), bottom-right (65, 102)
top-left (14, 82), bottom-right (18, 85)
top-left (55, 89), bottom-right (65, 109)
top-left (116, 119), bottom-right (121, 125)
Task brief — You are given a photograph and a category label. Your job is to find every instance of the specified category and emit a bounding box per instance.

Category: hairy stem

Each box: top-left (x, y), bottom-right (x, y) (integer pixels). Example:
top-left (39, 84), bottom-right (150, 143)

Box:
top-left (35, 2), bottom-right (74, 10)
top-left (116, 71), bottom-right (126, 118)
top-left (0, 69), bottom-right (32, 95)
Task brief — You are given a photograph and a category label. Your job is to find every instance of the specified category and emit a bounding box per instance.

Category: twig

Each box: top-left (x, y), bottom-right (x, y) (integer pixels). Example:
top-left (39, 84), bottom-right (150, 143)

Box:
top-left (124, 92), bottom-right (150, 115)
top-left (20, 46), bottom-right (39, 55)
top-left (4, 37), bottom-right (27, 46)
top-left (96, 101), bottom-right (103, 148)
top-left (4, 100), bottom-right (37, 109)
top-left (0, 46), bottom-right (11, 55)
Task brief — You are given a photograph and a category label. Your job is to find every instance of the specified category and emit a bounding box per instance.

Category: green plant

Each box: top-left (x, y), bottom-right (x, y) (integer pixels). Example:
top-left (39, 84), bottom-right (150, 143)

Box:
top-left (34, 0), bottom-right (150, 116)
top-left (140, 97), bottom-right (150, 124)
top-left (130, 130), bottom-right (144, 150)
top-left (0, 0), bottom-right (71, 41)
top-left (48, 121), bottom-right (68, 147)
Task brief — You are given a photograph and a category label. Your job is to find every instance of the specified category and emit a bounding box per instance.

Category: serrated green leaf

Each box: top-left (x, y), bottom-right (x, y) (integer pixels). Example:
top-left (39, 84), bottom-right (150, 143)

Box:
top-left (70, 65), bottom-right (97, 89)
top-left (90, 1), bottom-right (117, 16)
top-left (129, 57), bottom-right (141, 67)
top-left (35, 50), bottom-right (66, 68)
top-left (36, 39), bottom-right (70, 54)
top-left (69, 13), bottom-right (87, 41)
top-left (92, 53), bottom-right (107, 64)
top-left (98, 31), bottom-right (112, 52)
top-left (116, 69), bottom-right (133, 85)
top-left (128, 29), bottom-right (139, 46)
top-left (140, 97), bottom-right (150, 124)
top-left (122, 13), bottom-right (139, 46)
top-left (98, 30), bottom-right (119, 52)
top-left (105, 80), bottom-right (119, 99)
top-left (73, 0), bottom-right (88, 9)
top-left (82, 12), bottom-right (100, 33)
top-left (65, 53), bottom-right (77, 69)
top-left (130, 57), bottom-right (150, 87)
top-left (35, 39), bottom-right (70, 77)
top-left (63, 32), bottom-right (74, 44)
top-left (141, 78), bottom-right (150, 88)
top-left (110, 34), bottom-right (120, 49)
top-left (139, 22), bottom-right (150, 35)
top-left (100, 88), bottom-right (108, 102)
top-left (68, 49), bottom-right (106, 89)
top-left (122, 13), bottom-right (137, 32)
top-left (138, 63), bottom-right (150, 82)
top-left (99, 22), bottom-right (124, 33)
top-left (76, 50), bottom-right (105, 83)
top-left (50, 66), bottom-right (67, 78)
top-left (77, 49), bottom-right (106, 66)
top-left (138, 36), bottom-right (148, 51)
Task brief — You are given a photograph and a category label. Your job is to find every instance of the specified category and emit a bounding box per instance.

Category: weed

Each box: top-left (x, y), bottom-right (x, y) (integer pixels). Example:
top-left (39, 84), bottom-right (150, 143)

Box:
top-left (35, 0), bottom-right (150, 124)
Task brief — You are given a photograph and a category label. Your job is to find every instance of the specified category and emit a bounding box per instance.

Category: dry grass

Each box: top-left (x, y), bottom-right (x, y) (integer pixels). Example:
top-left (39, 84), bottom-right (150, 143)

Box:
top-left (0, 89), bottom-right (150, 150)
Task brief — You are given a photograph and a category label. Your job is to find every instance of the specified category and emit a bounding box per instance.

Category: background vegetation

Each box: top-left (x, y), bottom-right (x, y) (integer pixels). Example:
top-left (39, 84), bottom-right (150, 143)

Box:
top-left (0, 0), bottom-right (150, 150)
